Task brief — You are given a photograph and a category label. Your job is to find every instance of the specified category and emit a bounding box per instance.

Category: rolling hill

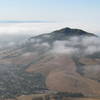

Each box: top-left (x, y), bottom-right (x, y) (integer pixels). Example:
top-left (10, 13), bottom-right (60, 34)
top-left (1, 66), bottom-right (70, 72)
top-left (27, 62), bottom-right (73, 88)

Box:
top-left (0, 27), bottom-right (100, 100)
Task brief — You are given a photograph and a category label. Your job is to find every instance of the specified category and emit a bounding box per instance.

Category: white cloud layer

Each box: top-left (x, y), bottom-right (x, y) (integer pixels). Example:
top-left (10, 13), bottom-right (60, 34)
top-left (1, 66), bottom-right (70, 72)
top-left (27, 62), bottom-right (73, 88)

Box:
top-left (0, 23), bottom-right (67, 36)
top-left (0, 23), bottom-right (98, 36)
top-left (50, 37), bottom-right (100, 56)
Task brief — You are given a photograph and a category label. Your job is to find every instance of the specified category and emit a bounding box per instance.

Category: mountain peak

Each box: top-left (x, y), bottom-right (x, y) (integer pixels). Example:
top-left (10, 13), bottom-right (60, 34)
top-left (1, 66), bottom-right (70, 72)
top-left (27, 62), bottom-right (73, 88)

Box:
top-left (29, 27), bottom-right (97, 42)
top-left (53, 27), bottom-right (96, 37)
top-left (54, 27), bottom-right (72, 33)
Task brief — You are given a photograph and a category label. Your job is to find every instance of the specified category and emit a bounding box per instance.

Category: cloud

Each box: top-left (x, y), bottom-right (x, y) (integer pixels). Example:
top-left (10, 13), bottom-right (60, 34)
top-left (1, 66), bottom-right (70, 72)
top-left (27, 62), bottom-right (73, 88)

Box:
top-left (82, 37), bottom-right (100, 55)
top-left (0, 23), bottom-right (69, 35)
top-left (50, 36), bottom-right (100, 56)
top-left (0, 22), bottom-right (99, 57)
top-left (41, 43), bottom-right (50, 48)
top-left (51, 40), bottom-right (79, 55)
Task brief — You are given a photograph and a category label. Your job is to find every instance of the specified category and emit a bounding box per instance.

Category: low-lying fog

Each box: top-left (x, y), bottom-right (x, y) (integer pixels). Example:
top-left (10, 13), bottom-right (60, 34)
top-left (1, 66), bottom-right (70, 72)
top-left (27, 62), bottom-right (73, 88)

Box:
top-left (0, 23), bottom-right (99, 48)
top-left (0, 23), bottom-right (65, 48)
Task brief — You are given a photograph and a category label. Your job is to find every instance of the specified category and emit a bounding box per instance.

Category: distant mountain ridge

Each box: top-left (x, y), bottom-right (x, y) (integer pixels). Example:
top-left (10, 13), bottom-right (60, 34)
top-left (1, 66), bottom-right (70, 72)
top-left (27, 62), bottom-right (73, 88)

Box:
top-left (0, 20), bottom-right (50, 23)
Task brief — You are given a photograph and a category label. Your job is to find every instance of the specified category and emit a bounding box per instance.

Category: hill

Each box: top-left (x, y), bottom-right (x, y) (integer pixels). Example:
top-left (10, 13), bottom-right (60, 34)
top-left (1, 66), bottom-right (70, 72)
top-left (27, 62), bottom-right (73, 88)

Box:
top-left (0, 27), bottom-right (100, 100)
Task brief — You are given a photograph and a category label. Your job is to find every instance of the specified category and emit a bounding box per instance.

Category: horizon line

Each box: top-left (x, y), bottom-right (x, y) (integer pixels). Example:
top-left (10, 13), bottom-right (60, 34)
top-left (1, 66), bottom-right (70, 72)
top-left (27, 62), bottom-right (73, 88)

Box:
top-left (0, 20), bottom-right (55, 23)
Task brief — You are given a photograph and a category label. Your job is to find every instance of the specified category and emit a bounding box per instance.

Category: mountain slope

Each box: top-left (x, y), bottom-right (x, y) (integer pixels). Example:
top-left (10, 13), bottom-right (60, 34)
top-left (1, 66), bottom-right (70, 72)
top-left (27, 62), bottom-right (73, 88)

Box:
top-left (0, 27), bottom-right (100, 100)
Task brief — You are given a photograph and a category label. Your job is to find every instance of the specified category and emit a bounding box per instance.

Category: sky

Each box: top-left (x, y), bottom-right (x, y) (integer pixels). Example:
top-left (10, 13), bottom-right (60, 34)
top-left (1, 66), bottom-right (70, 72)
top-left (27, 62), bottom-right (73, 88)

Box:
top-left (0, 0), bottom-right (100, 34)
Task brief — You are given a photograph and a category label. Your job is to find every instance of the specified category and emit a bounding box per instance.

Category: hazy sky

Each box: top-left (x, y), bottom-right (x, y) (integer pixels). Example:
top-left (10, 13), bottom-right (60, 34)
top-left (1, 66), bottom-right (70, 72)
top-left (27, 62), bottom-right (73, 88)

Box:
top-left (0, 0), bottom-right (100, 33)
